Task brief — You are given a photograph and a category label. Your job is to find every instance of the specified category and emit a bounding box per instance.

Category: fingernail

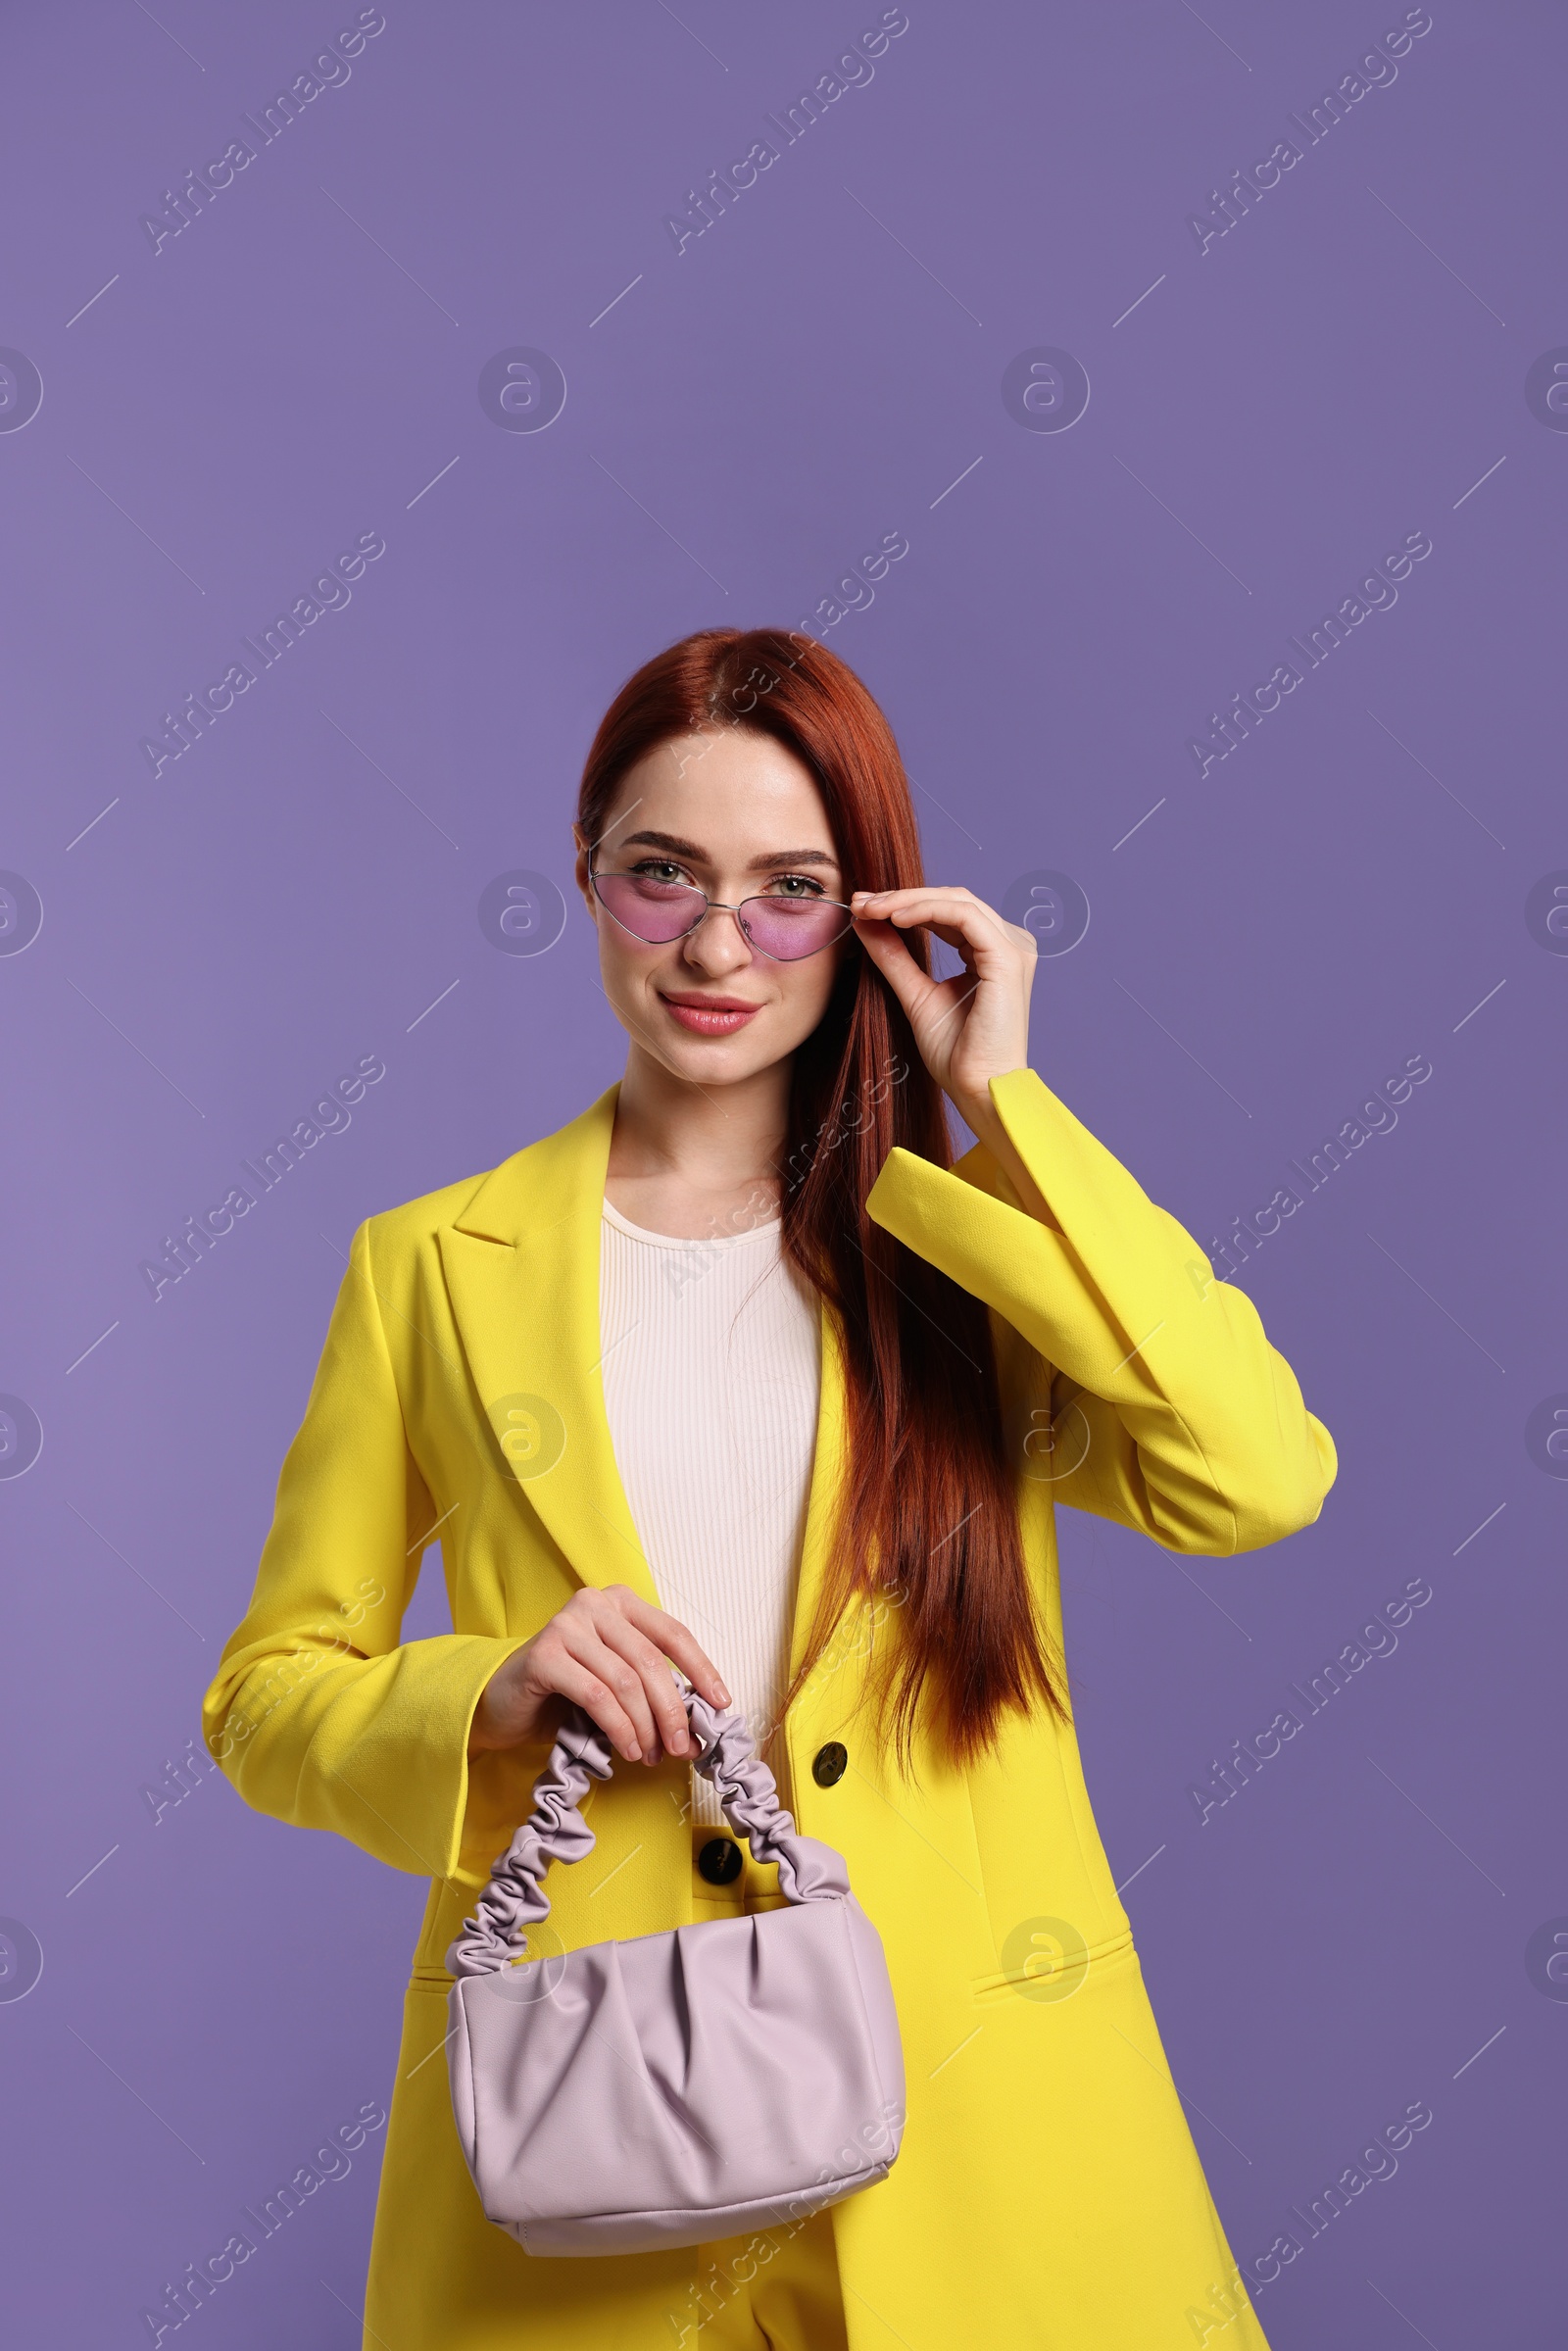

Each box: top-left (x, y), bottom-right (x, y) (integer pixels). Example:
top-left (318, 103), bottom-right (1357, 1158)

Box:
top-left (644, 1747), bottom-right (659, 1767)
top-left (714, 1683), bottom-right (732, 1707)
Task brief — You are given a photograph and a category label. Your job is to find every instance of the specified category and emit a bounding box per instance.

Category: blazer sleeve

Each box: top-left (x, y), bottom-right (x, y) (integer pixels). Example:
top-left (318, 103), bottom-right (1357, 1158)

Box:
top-left (863, 1067), bottom-right (1337, 1554)
top-left (199, 1217), bottom-right (528, 1879)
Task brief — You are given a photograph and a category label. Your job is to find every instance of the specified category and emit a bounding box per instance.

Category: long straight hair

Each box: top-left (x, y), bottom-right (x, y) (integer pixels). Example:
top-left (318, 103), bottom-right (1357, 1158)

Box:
top-left (577, 627), bottom-right (1069, 1764)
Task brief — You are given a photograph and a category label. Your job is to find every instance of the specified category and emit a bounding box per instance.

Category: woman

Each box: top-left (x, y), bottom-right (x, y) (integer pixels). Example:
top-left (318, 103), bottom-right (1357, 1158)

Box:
top-left (203, 626), bottom-right (1335, 2349)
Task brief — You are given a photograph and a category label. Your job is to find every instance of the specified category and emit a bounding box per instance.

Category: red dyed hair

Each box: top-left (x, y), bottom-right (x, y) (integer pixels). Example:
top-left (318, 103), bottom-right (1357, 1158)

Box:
top-left (577, 627), bottom-right (1069, 1764)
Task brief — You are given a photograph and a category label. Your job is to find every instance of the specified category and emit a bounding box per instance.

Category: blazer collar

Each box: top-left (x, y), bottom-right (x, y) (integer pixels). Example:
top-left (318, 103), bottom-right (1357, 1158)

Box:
top-left (450, 1079), bottom-right (620, 1249)
top-left (438, 1083), bottom-right (656, 1607)
top-left (437, 1083), bottom-right (847, 1681)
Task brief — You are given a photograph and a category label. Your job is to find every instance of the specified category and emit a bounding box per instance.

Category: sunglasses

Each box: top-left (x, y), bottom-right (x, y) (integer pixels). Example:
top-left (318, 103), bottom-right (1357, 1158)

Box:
top-left (588, 861), bottom-right (856, 962)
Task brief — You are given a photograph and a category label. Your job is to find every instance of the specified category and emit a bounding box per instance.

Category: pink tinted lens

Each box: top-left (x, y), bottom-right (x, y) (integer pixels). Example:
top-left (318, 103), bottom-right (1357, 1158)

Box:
top-left (740, 896), bottom-right (851, 959)
top-left (595, 871), bottom-right (706, 942)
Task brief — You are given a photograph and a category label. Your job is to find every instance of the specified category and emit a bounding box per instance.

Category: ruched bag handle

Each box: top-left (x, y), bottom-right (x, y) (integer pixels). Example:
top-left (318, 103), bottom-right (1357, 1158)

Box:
top-left (446, 1684), bottom-right (851, 1980)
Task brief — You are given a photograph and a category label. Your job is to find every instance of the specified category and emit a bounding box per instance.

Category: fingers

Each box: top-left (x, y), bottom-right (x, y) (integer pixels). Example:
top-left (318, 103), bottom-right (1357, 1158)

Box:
top-left (592, 1608), bottom-right (705, 1764)
top-left (526, 1587), bottom-right (732, 1768)
top-left (610, 1589), bottom-right (732, 1711)
top-left (531, 1652), bottom-right (648, 1763)
top-left (547, 1625), bottom-right (666, 1764)
top-left (851, 909), bottom-right (929, 999)
top-left (553, 1619), bottom-right (678, 1765)
top-left (852, 885), bottom-right (989, 918)
top-left (853, 886), bottom-right (1016, 961)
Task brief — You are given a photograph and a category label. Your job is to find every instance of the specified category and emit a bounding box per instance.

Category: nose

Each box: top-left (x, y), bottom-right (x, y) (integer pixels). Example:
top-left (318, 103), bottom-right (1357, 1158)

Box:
top-left (680, 902), bottom-right (755, 978)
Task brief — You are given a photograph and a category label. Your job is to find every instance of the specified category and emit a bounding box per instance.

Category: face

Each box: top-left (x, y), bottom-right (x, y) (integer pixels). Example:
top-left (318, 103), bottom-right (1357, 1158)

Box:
top-left (574, 725), bottom-right (854, 1088)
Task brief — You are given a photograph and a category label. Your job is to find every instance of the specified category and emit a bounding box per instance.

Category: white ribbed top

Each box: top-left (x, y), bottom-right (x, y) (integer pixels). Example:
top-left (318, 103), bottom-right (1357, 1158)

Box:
top-left (598, 1196), bottom-right (822, 1828)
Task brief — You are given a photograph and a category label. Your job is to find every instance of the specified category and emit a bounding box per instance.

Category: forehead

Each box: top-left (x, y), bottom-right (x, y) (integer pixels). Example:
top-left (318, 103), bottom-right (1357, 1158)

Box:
top-left (601, 726), bottom-right (835, 857)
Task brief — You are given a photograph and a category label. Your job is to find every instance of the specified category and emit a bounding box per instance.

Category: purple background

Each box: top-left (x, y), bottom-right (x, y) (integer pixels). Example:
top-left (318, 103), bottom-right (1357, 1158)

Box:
top-left (2, 1), bottom-right (1562, 2341)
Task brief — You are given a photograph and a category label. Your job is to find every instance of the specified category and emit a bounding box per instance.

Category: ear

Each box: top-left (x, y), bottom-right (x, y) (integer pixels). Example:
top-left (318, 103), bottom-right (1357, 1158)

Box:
top-left (570, 821), bottom-right (598, 923)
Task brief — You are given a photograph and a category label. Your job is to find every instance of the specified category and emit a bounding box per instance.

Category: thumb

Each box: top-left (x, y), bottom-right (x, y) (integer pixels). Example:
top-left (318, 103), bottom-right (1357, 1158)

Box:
top-left (853, 915), bottom-right (928, 1015)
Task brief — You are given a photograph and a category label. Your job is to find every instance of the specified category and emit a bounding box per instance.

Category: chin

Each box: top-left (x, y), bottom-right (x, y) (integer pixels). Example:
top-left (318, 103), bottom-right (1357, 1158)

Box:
top-left (657, 1030), bottom-right (785, 1085)
top-left (642, 997), bottom-right (812, 1082)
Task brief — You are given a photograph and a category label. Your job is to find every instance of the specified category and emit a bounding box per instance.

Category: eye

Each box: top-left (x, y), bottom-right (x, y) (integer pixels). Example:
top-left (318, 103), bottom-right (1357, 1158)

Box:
top-left (763, 872), bottom-right (827, 899)
top-left (629, 858), bottom-right (694, 886)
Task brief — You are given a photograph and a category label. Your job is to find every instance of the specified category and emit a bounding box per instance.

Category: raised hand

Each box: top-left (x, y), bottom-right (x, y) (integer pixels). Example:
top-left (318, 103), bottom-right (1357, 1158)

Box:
top-left (849, 884), bottom-right (1036, 1135)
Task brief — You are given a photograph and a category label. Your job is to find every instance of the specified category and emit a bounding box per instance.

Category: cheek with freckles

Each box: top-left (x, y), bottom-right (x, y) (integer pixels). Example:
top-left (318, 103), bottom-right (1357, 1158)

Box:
top-left (760, 961), bottom-right (840, 1049)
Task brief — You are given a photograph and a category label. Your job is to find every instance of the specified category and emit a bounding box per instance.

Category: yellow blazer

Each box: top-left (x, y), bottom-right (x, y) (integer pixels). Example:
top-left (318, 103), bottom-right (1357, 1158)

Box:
top-left (203, 1067), bottom-right (1336, 2349)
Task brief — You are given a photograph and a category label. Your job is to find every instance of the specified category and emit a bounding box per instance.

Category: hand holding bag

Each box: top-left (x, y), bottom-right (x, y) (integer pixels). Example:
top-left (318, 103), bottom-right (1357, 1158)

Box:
top-left (444, 1686), bottom-right (906, 2256)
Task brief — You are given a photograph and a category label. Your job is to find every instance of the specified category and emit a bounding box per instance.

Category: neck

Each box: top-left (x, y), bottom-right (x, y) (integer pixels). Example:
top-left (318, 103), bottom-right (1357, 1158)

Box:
top-left (610, 1043), bottom-right (792, 1196)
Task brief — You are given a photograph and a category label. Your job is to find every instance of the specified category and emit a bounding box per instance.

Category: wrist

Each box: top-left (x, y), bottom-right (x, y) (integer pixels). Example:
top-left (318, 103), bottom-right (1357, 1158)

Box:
top-left (952, 1071), bottom-right (1055, 1226)
top-left (952, 1072), bottom-right (1019, 1143)
top-left (466, 1705), bottom-right (503, 1757)
top-left (467, 1702), bottom-right (550, 1759)
top-left (467, 1645), bottom-right (536, 1755)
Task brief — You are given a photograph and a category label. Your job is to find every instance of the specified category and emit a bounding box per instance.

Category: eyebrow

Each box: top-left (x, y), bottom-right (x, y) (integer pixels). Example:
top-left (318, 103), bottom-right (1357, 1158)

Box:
top-left (617, 829), bottom-right (840, 872)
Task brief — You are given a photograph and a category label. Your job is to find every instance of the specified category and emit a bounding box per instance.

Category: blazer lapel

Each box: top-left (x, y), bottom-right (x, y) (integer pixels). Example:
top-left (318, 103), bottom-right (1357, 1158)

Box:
top-left (438, 1081), bottom-right (662, 1609)
top-left (437, 1079), bottom-right (854, 1677)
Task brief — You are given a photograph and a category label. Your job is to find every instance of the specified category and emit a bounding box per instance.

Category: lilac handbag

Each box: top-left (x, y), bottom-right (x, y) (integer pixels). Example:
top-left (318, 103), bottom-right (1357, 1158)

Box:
top-left (444, 1687), bottom-right (906, 2256)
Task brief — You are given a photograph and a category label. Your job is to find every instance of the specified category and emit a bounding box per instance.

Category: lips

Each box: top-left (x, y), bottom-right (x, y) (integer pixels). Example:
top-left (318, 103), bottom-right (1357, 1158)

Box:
top-left (658, 992), bottom-right (764, 1037)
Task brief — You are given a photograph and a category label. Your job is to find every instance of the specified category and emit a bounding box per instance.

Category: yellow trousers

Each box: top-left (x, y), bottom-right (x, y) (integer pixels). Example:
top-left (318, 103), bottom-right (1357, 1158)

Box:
top-left (669, 2205), bottom-right (845, 2349)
